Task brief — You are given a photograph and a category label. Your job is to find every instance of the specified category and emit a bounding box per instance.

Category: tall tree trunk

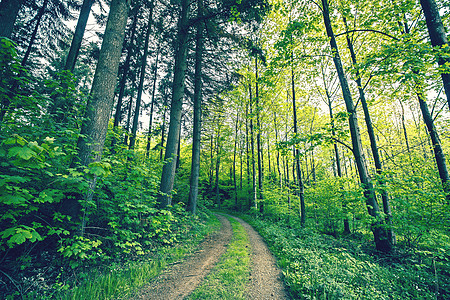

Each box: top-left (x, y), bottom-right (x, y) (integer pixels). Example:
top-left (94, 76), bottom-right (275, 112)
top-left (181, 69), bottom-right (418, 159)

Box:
top-left (255, 57), bottom-right (264, 213)
top-left (158, 0), bottom-right (190, 208)
top-left (249, 80), bottom-right (257, 208)
top-left (111, 9), bottom-right (139, 149)
top-left (343, 17), bottom-right (393, 242)
top-left (233, 113), bottom-right (239, 210)
top-left (67, 0), bottom-right (130, 232)
top-left (420, 0), bottom-right (450, 110)
top-left (274, 111), bottom-right (282, 187)
top-left (64, 0), bottom-right (95, 72)
top-left (215, 127), bottom-right (221, 209)
top-left (415, 78), bottom-right (450, 203)
top-left (187, 3), bottom-right (204, 214)
top-left (0, 0), bottom-right (24, 39)
top-left (291, 66), bottom-right (306, 226)
top-left (160, 104), bottom-right (167, 160)
top-left (124, 92), bottom-right (134, 145)
top-left (146, 45), bottom-right (160, 156)
top-left (129, 7), bottom-right (153, 150)
top-left (321, 0), bottom-right (391, 252)
top-left (21, 0), bottom-right (49, 67)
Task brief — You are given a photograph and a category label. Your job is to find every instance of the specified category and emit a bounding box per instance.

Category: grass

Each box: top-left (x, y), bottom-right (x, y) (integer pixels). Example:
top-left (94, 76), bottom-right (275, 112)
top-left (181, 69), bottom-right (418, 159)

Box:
top-left (188, 215), bottom-right (251, 300)
top-left (241, 214), bottom-right (448, 300)
top-left (55, 212), bottom-right (221, 300)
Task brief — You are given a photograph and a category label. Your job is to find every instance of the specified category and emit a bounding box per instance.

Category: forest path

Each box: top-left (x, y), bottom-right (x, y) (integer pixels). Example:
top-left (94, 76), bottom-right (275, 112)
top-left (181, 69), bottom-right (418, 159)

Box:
top-left (136, 213), bottom-right (290, 300)
top-left (229, 215), bottom-right (290, 300)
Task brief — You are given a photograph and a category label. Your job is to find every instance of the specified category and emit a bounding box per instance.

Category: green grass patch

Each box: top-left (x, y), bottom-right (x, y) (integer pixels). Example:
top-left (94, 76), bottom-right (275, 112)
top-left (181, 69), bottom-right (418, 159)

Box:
top-left (241, 215), bottom-right (446, 300)
top-left (57, 212), bottom-right (221, 300)
top-left (188, 215), bottom-right (250, 300)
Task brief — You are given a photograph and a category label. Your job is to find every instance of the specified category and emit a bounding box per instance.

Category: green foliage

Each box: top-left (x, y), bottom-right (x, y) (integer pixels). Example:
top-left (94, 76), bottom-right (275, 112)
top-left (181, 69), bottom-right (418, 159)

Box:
top-left (244, 214), bottom-right (446, 299)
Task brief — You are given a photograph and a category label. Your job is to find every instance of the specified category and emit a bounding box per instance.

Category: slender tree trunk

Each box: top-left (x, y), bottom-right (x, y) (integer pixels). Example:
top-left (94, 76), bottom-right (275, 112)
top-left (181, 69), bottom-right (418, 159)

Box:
top-left (255, 57), bottom-right (264, 213)
top-left (420, 0), bottom-right (450, 110)
top-left (187, 4), bottom-right (204, 214)
top-left (415, 78), bottom-right (450, 203)
top-left (124, 92), bottom-right (134, 145)
top-left (67, 0), bottom-right (130, 231)
top-left (233, 113), bottom-right (239, 210)
top-left (0, 0), bottom-right (24, 39)
top-left (158, 0), bottom-right (190, 208)
top-left (111, 10), bottom-right (139, 150)
top-left (65, 0), bottom-right (95, 72)
top-left (129, 8), bottom-right (153, 150)
top-left (215, 127), bottom-right (221, 209)
top-left (321, 0), bottom-right (391, 252)
top-left (343, 17), bottom-right (393, 242)
top-left (246, 101), bottom-right (250, 188)
top-left (21, 0), bottom-right (49, 67)
top-left (160, 105), bottom-right (167, 160)
top-left (291, 66), bottom-right (306, 226)
top-left (274, 111), bottom-right (282, 187)
top-left (249, 80), bottom-right (257, 208)
top-left (146, 46), bottom-right (160, 156)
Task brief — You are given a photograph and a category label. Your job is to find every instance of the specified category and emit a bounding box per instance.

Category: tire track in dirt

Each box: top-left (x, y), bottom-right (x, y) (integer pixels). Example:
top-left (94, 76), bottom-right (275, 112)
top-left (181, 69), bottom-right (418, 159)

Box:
top-left (230, 215), bottom-right (290, 300)
top-left (136, 214), bottom-right (232, 300)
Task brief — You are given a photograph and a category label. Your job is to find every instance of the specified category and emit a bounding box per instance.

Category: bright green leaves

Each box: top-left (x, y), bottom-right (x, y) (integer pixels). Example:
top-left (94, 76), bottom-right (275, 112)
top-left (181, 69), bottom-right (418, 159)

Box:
top-left (0, 225), bottom-right (43, 248)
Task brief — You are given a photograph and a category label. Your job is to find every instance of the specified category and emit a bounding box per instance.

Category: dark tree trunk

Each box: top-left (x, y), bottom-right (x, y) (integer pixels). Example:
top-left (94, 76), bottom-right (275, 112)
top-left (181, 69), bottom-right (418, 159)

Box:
top-left (111, 9), bottom-right (139, 149)
top-left (187, 2), bottom-right (203, 214)
top-left (215, 127), bottom-right (221, 209)
top-left (249, 80), bottom-right (257, 208)
top-left (343, 17), bottom-right (393, 241)
top-left (233, 113), bottom-right (239, 211)
top-left (160, 104), bottom-right (167, 160)
top-left (255, 57), bottom-right (264, 213)
top-left (420, 0), bottom-right (450, 110)
top-left (67, 0), bottom-right (130, 231)
top-left (321, 0), bottom-right (391, 252)
top-left (21, 0), bottom-right (49, 67)
top-left (146, 46), bottom-right (160, 157)
top-left (0, 0), bottom-right (24, 39)
top-left (291, 66), bottom-right (306, 226)
top-left (158, 0), bottom-right (190, 208)
top-left (129, 6), bottom-right (153, 150)
top-left (415, 78), bottom-right (450, 203)
top-left (64, 0), bottom-right (95, 72)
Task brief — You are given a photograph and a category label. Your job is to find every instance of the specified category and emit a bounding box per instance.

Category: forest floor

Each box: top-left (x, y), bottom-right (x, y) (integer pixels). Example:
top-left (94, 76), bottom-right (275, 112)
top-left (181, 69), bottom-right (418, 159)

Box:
top-left (135, 213), bottom-right (290, 300)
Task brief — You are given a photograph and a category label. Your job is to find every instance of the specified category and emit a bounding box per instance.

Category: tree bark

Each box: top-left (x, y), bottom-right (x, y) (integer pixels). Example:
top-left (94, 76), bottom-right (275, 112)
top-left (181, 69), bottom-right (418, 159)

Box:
top-left (255, 57), bottom-right (264, 213)
top-left (129, 7), bottom-right (153, 150)
top-left (0, 0), bottom-right (24, 39)
top-left (64, 0), bottom-right (95, 72)
top-left (111, 9), bottom-right (139, 150)
top-left (158, 0), bottom-right (190, 208)
top-left (414, 77), bottom-right (450, 203)
top-left (21, 0), bottom-right (49, 67)
top-left (420, 0), bottom-right (450, 110)
top-left (68, 0), bottom-right (130, 227)
top-left (249, 80), bottom-right (257, 208)
top-left (291, 65), bottom-right (306, 226)
top-left (343, 16), bottom-right (393, 241)
top-left (187, 3), bottom-right (204, 214)
top-left (321, 0), bottom-right (391, 252)
top-left (146, 45), bottom-right (160, 156)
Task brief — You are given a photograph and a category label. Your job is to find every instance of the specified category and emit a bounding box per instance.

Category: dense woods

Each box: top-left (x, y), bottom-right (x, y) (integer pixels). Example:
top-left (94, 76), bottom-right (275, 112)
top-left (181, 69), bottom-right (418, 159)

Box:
top-left (1, 0), bottom-right (449, 298)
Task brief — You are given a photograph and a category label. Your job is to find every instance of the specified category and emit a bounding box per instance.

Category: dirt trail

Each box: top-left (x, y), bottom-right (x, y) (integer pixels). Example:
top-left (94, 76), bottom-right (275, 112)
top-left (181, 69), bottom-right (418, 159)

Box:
top-left (231, 215), bottom-right (290, 300)
top-left (137, 213), bottom-right (290, 300)
top-left (137, 214), bottom-right (232, 300)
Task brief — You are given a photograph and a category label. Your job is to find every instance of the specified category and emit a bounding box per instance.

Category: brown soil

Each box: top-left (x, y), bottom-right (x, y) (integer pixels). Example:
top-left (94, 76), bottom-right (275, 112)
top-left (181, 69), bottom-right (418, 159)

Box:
top-left (136, 214), bottom-right (233, 300)
top-left (231, 215), bottom-right (290, 300)
top-left (136, 213), bottom-right (290, 300)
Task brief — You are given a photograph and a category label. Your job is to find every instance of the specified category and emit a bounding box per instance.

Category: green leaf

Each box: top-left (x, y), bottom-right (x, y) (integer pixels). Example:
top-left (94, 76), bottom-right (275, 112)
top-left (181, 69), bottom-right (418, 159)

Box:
top-left (8, 146), bottom-right (35, 160)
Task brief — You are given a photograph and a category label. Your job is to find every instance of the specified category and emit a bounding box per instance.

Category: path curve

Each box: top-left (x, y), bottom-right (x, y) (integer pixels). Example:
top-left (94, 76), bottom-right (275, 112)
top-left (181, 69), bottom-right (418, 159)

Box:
top-left (230, 215), bottom-right (290, 300)
top-left (137, 214), bottom-right (233, 300)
